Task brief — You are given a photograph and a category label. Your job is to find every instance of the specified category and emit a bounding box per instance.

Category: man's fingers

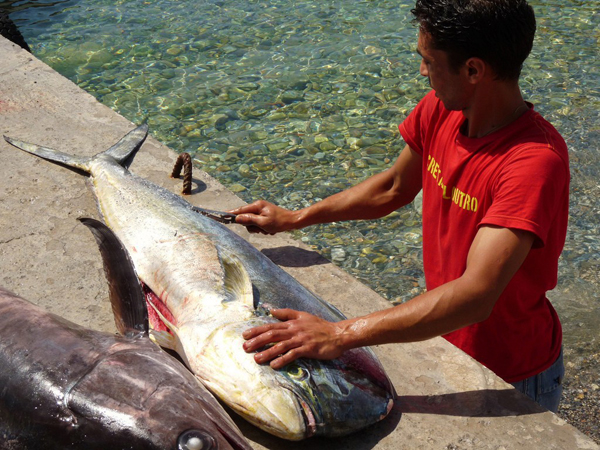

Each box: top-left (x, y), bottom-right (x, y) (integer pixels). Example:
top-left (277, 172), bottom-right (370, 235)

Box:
top-left (234, 214), bottom-right (261, 226)
top-left (228, 201), bottom-right (264, 215)
top-left (242, 323), bottom-right (277, 340)
top-left (242, 309), bottom-right (298, 339)
top-left (254, 339), bottom-right (297, 364)
top-left (235, 213), bottom-right (274, 235)
top-left (270, 348), bottom-right (304, 369)
top-left (270, 308), bottom-right (301, 321)
top-left (243, 327), bottom-right (294, 352)
top-left (253, 339), bottom-right (308, 369)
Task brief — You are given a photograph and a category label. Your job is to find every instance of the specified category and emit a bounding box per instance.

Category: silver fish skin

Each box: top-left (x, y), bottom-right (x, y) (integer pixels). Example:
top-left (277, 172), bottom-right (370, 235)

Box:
top-left (4, 125), bottom-right (395, 440)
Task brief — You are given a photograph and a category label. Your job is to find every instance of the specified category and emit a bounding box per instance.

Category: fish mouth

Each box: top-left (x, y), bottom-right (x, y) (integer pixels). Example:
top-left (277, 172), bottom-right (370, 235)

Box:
top-left (274, 363), bottom-right (321, 439)
top-left (295, 394), bottom-right (317, 438)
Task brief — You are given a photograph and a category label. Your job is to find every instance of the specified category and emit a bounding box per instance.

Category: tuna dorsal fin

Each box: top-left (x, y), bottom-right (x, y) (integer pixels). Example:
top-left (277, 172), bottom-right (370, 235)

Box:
top-left (102, 124), bottom-right (148, 168)
top-left (220, 250), bottom-right (254, 308)
top-left (78, 217), bottom-right (149, 337)
top-left (3, 135), bottom-right (92, 173)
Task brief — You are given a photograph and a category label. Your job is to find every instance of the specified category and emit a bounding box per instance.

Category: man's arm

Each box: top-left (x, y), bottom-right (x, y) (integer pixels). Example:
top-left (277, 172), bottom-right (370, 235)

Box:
top-left (231, 145), bottom-right (423, 234)
top-left (243, 225), bottom-right (535, 369)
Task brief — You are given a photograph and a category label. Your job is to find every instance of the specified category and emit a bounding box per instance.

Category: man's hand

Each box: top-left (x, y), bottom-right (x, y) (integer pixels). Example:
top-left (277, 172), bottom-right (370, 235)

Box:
top-left (229, 200), bottom-right (296, 235)
top-left (242, 309), bottom-right (348, 369)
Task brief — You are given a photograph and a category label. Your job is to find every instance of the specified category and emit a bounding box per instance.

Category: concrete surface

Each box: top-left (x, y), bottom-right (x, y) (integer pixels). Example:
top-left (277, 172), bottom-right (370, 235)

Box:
top-left (0, 36), bottom-right (597, 450)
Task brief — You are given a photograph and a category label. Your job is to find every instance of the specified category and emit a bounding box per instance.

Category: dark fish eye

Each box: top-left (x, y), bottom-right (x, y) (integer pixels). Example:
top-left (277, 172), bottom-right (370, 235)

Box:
top-left (178, 430), bottom-right (216, 450)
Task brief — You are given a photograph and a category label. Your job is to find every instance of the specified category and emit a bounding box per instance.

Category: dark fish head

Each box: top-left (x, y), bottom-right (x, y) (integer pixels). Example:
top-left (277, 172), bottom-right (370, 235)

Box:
top-left (67, 342), bottom-right (250, 450)
top-left (277, 347), bottom-right (394, 438)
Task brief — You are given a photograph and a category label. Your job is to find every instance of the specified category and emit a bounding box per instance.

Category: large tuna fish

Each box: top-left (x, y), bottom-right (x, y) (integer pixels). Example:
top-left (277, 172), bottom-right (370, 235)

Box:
top-left (0, 218), bottom-right (251, 450)
top-left (4, 125), bottom-right (395, 440)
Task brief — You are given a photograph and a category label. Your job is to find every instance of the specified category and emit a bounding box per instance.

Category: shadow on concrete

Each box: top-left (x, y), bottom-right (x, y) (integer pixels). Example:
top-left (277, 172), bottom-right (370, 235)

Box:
top-left (261, 246), bottom-right (330, 268)
top-left (228, 389), bottom-right (545, 449)
top-left (396, 389), bottom-right (545, 417)
top-left (173, 176), bottom-right (207, 195)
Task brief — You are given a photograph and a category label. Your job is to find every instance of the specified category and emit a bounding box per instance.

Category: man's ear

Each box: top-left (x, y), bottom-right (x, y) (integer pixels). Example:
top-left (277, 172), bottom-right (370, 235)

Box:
top-left (464, 57), bottom-right (487, 83)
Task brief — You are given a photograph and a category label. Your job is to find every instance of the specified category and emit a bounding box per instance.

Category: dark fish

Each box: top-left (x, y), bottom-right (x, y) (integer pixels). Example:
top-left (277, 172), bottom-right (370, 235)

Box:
top-left (0, 218), bottom-right (251, 450)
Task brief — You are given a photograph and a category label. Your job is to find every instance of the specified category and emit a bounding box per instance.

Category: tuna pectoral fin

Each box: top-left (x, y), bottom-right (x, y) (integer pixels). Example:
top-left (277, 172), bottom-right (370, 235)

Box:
top-left (102, 124), bottom-right (148, 168)
top-left (78, 217), bottom-right (149, 337)
top-left (220, 251), bottom-right (254, 308)
top-left (3, 135), bottom-right (91, 173)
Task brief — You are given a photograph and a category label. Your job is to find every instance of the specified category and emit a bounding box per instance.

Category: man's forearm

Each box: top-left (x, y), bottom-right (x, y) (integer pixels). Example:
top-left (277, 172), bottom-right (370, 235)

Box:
top-left (290, 151), bottom-right (422, 229)
top-left (289, 176), bottom-right (404, 229)
top-left (232, 145), bottom-right (422, 234)
top-left (337, 227), bottom-right (535, 350)
top-left (243, 274), bottom-right (496, 370)
top-left (337, 276), bottom-right (494, 351)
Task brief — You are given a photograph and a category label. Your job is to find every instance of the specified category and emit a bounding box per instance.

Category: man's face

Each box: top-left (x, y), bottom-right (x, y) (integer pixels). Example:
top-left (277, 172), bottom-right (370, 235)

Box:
top-left (417, 31), bottom-right (472, 112)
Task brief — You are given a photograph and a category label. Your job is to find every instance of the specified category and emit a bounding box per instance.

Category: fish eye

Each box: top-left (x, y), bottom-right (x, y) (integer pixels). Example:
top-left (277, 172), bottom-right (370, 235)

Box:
top-left (287, 365), bottom-right (309, 381)
top-left (178, 430), bottom-right (216, 450)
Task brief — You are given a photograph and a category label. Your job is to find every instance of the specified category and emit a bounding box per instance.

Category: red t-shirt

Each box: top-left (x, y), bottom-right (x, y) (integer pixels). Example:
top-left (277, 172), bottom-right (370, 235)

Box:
top-left (399, 91), bottom-right (569, 382)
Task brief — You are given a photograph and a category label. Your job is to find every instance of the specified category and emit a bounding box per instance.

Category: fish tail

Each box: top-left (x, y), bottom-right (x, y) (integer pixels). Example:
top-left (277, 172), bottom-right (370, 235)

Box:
top-left (3, 124), bottom-right (149, 172)
top-left (3, 134), bottom-right (93, 172)
top-left (101, 124), bottom-right (148, 168)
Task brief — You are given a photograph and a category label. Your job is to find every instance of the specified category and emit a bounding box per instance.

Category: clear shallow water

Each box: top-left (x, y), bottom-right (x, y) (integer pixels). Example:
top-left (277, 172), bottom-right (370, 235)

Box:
top-left (7, 1), bottom-right (600, 355)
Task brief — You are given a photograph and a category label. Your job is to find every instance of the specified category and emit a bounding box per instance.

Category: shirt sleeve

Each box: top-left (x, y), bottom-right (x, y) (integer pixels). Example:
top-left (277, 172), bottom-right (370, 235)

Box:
top-left (398, 90), bottom-right (438, 155)
top-left (479, 145), bottom-right (570, 248)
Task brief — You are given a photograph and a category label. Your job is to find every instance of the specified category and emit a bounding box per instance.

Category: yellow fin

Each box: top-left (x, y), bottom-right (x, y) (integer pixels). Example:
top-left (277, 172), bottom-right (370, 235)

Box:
top-left (220, 250), bottom-right (254, 308)
top-left (147, 301), bottom-right (185, 356)
top-left (149, 329), bottom-right (177, 350)
top-left (150, 329), bottom-right (192, 369)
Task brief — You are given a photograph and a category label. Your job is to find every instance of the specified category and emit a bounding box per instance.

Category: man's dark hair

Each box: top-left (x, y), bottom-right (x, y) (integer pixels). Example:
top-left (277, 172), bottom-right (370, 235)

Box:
top-left (412, 0), bottom-right (536, 80)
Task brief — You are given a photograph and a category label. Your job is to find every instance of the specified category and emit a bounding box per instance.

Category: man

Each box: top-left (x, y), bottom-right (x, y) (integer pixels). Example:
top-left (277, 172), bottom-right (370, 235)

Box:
top-left (231, 0), bottom-right (569, 412)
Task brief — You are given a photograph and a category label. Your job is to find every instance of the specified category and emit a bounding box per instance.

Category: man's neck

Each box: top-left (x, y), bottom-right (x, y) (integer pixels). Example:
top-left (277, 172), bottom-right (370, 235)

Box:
top-left (460, 82), bottom-right (526, 139)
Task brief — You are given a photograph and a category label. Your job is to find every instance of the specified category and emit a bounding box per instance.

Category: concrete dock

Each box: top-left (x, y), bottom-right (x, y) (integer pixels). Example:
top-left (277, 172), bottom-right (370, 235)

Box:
top-left (0, 36), bottom-right (597, 449)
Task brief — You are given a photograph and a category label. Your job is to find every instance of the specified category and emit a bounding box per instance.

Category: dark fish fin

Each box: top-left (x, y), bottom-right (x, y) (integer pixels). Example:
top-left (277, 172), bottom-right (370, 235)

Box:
top-left (102, 124), bottom-right (149, 169)
top-left (78, 217), bottom-right (149, 337)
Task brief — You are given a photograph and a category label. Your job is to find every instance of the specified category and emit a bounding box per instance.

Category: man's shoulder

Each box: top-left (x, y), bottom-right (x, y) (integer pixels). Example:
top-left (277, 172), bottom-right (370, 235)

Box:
top-left (509, 108), bottom-right (569, 168)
